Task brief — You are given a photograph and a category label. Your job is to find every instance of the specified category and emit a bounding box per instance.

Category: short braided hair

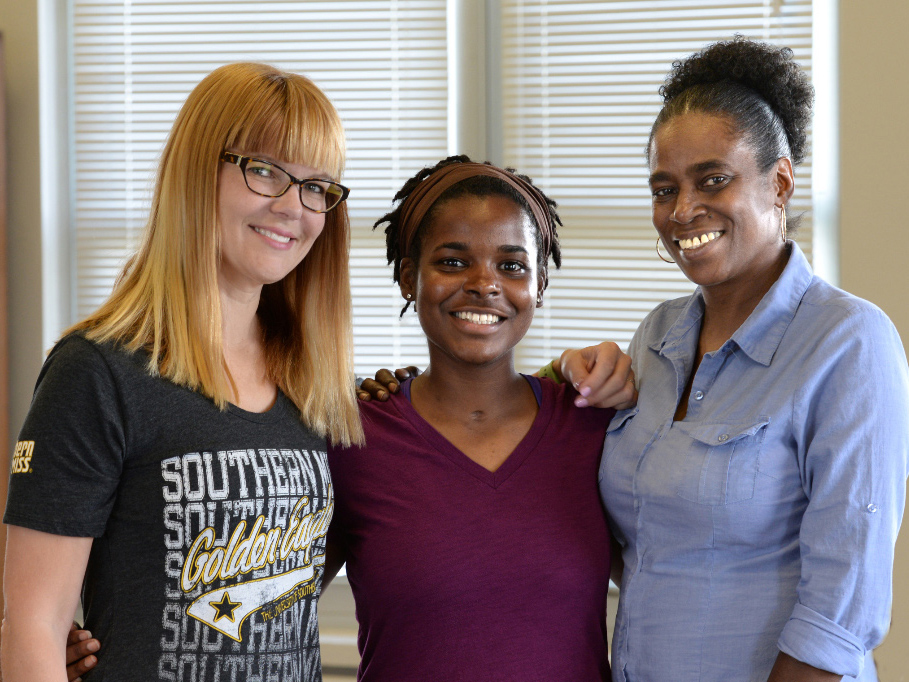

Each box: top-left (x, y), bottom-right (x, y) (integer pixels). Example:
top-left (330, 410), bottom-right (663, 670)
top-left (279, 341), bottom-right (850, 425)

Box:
top-left (374, 155), bottom-right (562, 314)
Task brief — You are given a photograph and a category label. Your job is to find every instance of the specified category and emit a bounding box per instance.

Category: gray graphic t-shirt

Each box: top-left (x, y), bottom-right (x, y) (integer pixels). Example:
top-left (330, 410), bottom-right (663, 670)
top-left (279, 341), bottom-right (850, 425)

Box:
top-left (5, 335), bottom-right (330, 681)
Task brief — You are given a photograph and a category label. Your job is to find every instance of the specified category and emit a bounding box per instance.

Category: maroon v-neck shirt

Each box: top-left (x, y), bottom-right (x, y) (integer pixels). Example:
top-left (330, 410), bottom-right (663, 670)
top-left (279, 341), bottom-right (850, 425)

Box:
top-left (328, 377), bottom-right (614, 681)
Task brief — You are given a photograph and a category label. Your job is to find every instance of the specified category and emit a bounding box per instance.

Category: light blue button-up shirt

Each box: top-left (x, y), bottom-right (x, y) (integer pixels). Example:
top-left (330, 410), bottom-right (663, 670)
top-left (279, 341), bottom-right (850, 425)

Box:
top-left (600, 243), bottom-right (909, 682)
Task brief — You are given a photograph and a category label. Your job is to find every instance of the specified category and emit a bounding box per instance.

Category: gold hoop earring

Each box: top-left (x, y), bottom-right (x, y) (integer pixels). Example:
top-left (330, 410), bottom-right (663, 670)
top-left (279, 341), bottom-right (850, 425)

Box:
top-left (780, 208), bottom-right (787, 243)
top-left (656, 238), bottom-right (675, 264)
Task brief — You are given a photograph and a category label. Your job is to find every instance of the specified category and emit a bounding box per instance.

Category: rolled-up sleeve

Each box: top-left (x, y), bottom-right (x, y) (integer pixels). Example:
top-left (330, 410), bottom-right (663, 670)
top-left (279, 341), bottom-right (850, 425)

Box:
top-left (780, 304), bottom-right (909, 677)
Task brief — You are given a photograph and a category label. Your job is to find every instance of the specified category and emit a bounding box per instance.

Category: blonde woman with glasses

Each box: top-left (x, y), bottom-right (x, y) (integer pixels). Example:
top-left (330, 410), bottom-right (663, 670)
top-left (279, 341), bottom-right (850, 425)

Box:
top-left (2, 62), bottom-right (361, 681)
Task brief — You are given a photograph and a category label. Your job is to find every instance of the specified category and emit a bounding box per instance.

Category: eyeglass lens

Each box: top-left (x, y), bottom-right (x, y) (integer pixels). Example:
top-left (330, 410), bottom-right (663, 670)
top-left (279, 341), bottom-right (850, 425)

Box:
top-left (243, 159), bottom-right (344, 212)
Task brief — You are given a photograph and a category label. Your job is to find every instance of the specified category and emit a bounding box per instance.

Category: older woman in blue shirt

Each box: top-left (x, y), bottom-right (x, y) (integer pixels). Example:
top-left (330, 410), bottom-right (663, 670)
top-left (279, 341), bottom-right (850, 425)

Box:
top-left (562, 38), bottom-right (909, 682)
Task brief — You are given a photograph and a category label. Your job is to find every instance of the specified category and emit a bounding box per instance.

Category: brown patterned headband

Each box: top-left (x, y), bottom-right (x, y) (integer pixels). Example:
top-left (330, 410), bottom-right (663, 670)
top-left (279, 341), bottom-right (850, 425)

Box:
top-left (397, 162), bottom-right (554, 261)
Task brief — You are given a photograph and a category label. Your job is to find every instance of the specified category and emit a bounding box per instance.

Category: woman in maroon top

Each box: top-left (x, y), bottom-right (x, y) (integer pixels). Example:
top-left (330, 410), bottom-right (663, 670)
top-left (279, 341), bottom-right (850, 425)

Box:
top-left (324, 156), bottom-right (623, 681)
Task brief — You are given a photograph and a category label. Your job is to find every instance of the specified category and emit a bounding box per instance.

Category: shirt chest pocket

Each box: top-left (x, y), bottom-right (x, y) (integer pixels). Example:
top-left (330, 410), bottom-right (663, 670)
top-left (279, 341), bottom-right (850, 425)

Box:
top-left (598, 406), bottom-right (639, 483)
top-left (673, 417), bottom-right (770, 506)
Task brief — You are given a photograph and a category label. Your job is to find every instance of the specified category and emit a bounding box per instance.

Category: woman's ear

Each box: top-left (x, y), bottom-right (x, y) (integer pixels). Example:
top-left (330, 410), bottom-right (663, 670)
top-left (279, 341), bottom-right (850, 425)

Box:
top-left (536, 270), bottom-right (547, 308)
top-left (773, 156), bottom-right (795, 205)
top-left (400, 257), bottom-right (416, 302)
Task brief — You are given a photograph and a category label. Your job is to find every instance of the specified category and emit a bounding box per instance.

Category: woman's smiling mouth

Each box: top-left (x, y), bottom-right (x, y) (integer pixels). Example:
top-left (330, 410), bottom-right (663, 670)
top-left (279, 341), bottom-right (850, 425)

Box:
top-left (676, 231), bottom-right (723, 251)
top-left (253, 226), bottom-right (293, 244)
top-left (453, 311), bottom-right (504, 325)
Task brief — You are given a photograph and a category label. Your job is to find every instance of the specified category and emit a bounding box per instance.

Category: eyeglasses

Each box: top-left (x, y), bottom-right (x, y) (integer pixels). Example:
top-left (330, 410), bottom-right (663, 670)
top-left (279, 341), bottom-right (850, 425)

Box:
top-left (220, 152), bottom-right (350, 214)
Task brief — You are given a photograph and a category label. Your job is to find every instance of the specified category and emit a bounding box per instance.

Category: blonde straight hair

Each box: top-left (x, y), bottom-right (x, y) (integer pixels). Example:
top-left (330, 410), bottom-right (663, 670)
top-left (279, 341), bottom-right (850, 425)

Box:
top-left (69, 62), bottom-right (364, 446)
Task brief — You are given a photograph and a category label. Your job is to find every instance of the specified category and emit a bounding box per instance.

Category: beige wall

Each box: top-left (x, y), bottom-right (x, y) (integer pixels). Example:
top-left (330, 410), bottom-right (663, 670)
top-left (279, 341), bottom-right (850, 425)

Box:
top-left (2, 0), bottom-right (908, 676)
top-left (1, 0), bottom-right (45, 456)
top-left (1, 0), bottom-right (44, 619)
top-left (839, 0), bottom-right (909, 678)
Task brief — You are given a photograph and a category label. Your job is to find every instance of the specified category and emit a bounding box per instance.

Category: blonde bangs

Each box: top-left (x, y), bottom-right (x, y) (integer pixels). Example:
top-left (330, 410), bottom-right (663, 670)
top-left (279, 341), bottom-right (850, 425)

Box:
top-left (228, 70), bottom-right (346, 180)
top-left (69, 61), bottom-right (362, 445)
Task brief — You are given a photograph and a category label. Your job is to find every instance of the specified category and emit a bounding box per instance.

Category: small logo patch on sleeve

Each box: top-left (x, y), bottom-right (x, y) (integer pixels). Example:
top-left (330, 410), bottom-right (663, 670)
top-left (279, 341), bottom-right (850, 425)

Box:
top-left (11, 440), bottom-right (35, 474)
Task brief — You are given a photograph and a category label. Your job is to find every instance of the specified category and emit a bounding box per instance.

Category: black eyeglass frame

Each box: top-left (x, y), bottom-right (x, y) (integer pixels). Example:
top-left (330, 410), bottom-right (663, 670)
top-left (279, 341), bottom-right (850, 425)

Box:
top-left (220, 152), bottom-right (350, 214)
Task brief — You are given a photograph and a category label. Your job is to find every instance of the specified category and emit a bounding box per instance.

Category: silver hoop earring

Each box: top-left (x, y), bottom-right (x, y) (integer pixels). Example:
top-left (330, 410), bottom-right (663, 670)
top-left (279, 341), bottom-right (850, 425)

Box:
top-left (780, 208), bottom-right (787, 243)
top-left (656, 238), bottom-right (675, 264)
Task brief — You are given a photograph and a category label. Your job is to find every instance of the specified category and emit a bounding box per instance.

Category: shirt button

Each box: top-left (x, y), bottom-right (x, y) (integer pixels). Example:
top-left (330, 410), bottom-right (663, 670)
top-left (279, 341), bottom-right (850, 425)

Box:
top-left (866, 503), bottom-right (879, 513)
top-left (718, 434), bottom-right (729, 442)
top-left (694, 391), bottom-right (704, 400)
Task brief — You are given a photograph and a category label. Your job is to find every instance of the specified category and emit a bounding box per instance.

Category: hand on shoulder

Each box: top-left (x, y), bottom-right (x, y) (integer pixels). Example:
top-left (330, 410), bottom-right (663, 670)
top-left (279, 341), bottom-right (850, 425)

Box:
top-left (558, 342), bottom-right (637, 410)
top-left (357, 366), bottom-right (420, 402)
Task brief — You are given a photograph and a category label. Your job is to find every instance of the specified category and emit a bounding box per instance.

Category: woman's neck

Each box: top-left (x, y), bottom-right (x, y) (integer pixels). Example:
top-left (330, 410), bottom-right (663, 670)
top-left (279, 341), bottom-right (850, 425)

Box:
top-left (698, 246), bottom-right (790, 353)
top-left (219, 286), bottom-right (276, 412)
top-left (219, 282), bottom-right (263, 348)
top-left (409, 351), bottom-right (539, 472)
top-left (413, 350), bottom-right (528, 415)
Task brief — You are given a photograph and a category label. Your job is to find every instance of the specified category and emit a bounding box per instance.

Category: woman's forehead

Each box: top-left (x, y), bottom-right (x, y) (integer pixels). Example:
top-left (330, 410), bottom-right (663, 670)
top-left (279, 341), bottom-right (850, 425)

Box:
top-left (650, 113), bottom-right (755, 172)
top-left (425, 195), bottom-right (537, 247)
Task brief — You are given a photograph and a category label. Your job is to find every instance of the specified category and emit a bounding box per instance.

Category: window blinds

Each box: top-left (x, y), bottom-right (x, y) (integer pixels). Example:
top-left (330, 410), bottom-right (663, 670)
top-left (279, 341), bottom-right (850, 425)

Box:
top-left (501, 0), bottom-right (815, 369)
top-left (71, 0), bottom-right (815, 375)
top-left (71, 0), bottom-right (448, 375)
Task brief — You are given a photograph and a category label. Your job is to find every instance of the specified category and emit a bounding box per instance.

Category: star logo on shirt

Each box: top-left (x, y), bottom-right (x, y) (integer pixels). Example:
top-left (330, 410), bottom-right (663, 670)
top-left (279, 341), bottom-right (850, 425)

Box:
top-left (209, 592), bottom-right (242, 623)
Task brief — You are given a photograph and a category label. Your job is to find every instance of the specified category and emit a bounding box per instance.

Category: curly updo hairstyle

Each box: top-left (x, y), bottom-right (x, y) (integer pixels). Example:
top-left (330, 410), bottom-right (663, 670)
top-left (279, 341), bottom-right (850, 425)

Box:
top-left (650, 35), bottom-right (814, 171)
top-left (374, 155), bottom-right (563, 314)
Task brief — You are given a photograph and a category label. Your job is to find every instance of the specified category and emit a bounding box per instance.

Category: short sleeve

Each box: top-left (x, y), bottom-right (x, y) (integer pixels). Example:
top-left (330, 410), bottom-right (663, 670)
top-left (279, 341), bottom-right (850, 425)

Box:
top-left (4, 336), bottom-right (128, 537)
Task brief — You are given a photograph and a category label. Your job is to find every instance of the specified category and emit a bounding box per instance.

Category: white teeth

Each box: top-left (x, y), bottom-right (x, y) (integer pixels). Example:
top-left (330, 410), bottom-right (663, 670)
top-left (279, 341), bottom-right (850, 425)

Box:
top-left (454, 311), bottom-right (502, 325)
top-left (678, 231), bottom-right (721, 251)
top-left (254, 227), bottom-right (291, 244)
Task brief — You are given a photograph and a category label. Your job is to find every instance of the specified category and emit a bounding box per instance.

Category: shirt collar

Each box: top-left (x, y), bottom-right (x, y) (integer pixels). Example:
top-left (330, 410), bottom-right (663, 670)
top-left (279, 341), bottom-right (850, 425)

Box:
top-left (650, 242), bottom-right (815, 367)
top-left (649, 292), bottom-right (704, 358)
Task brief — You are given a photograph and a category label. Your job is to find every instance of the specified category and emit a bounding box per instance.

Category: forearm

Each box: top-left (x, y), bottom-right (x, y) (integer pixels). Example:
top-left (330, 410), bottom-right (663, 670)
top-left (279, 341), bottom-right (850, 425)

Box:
top-left (767, 652), bottom-right (842, 682)
top-left (1, 617), bottom-right (69, 681)
top-left (1, 527), bottom-right (92, 681)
